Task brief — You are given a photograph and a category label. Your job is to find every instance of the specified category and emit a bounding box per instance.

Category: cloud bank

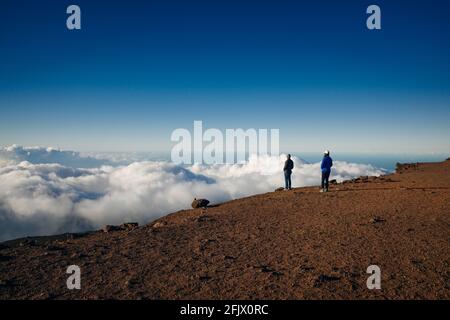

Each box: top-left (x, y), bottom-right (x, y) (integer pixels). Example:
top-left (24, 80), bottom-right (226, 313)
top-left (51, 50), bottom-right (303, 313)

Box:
top-left (0, 145), bottom-right (111, 168)
top-left (0, 146), bottom-right (386, 241)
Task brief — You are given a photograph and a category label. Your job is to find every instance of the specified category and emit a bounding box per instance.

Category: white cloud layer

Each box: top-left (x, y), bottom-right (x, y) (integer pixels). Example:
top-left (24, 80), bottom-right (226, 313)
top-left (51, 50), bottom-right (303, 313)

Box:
top-left (0, 146), bottom-right (386, 241)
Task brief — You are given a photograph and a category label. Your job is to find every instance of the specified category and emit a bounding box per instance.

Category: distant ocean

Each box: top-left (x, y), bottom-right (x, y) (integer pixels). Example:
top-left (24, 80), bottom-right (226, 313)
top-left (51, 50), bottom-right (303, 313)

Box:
top-left (295, 152), bottom-right (450, 172)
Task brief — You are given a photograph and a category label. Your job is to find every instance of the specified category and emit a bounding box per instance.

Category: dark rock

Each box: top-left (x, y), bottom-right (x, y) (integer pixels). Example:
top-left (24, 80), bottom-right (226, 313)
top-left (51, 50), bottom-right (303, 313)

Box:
top-left (191, 198), bottom-right (210, 209)
top-left (329, 179), bottom-right (338, 185)
top-left (275, 187), bottom-right (285, 192)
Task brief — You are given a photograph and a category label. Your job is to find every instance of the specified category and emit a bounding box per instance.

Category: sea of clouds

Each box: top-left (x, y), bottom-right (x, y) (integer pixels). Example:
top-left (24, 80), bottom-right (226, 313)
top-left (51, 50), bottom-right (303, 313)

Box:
top-left (0, 145), bottom-right (386, 241)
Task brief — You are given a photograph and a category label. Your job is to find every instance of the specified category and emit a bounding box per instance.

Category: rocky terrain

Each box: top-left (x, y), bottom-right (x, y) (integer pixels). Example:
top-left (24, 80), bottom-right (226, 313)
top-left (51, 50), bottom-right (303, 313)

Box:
top-left (0, 160), bottom-right (449, 299)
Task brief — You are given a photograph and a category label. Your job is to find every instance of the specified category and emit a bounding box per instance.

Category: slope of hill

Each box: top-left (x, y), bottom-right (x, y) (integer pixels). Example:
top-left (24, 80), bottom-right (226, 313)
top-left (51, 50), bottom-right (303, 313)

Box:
top-left (1, 160), bottom-right (449, 299)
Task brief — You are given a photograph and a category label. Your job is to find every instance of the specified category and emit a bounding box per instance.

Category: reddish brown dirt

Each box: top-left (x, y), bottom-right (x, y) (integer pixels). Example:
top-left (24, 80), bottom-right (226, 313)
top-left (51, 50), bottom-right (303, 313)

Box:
top-left (0, 160), bottom-right (449, 300)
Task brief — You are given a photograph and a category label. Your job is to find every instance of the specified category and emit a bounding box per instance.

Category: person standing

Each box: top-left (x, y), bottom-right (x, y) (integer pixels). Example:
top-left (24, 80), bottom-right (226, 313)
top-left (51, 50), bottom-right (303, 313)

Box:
top-left (320, 150), bottom-right (333, 192)
top-left (284, 154), bottom-right (294, 190)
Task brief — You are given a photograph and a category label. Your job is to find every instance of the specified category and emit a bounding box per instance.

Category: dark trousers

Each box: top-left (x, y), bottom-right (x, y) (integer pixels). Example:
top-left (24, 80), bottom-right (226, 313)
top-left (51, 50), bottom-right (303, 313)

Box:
top-left (321, 171), bottom-right (330, 189)
top-left (284, 170), bottom-right (292, 189)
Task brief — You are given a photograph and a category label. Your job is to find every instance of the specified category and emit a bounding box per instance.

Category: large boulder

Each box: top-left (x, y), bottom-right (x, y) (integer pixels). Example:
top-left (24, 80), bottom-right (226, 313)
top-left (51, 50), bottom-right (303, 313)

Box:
top-left (191, 198), bottom-right (210, 209)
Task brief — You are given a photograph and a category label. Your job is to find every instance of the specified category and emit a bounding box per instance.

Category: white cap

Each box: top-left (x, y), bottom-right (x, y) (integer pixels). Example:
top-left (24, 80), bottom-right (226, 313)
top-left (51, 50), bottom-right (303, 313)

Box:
top-left (324, 150), bottom-right (330, 155)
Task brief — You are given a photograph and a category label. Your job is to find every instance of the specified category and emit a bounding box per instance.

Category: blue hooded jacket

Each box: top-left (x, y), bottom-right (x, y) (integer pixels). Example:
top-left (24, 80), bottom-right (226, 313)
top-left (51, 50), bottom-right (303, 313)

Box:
top-left (321, 155), bottom-right (333, 173)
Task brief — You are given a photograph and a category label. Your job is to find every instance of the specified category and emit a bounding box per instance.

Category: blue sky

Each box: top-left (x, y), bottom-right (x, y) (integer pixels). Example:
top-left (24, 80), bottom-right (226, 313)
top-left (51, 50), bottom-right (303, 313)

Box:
top-left (0, 0), bottom-right (449, 153)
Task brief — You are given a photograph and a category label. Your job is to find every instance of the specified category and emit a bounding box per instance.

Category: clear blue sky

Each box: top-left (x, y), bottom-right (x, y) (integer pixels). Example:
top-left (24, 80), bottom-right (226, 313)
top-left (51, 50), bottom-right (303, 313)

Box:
top-left (0, 0), bottom-right (449, 153)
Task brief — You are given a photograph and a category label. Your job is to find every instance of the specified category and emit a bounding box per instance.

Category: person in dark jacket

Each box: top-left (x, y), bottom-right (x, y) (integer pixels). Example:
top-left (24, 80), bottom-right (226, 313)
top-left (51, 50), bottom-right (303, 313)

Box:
top-left (320, 150), bottom-right (333, 192)
top-left (283, 154), bottom-right (294, 190)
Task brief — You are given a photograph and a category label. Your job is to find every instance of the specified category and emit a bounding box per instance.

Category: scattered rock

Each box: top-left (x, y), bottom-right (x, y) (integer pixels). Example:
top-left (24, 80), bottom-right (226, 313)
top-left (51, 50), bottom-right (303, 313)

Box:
top-left (275, 187), bottom-right (285, 192)
top-left (120, 222), bottom-right (139, 231)
top-left (45, 245), bottom-right (63, 251)
top-left (271, 270), bottom-right (283, 277)
top-left (314, 274), bottom-right (341, 287)
top-left (370, 216), bottom-right (386, 224)
top-left (254, 265), bottom-right (274, 273)
top-left (102, 225), bottom-right (121, 233)
top-left (152, 221), bottom-right (166, 229)
top-left (299, 265), bottom-right (314, 272)
top-left (125, 276), bottom-right (140, 288)
top-left (191, 198), bottom-right (210, 209)
top-left (102, 223), bottom-right (138, 233)
top-left (198, 239), bottom-right (216, 251)
top-left (195, 215), bottom-right (213, 223)
top-left (396, 162), bottom-right (419, 173)
top-left (19, 239), bottom-right (37, 247)
top-left (199, 275), bottom-right (212, 282)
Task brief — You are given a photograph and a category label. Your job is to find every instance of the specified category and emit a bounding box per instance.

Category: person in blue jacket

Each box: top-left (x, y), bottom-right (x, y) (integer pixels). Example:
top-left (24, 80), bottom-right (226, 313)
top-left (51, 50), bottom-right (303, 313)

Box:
top-left (320, 150), bottom-right (333, 192)
top-left (283, 154), bottom-right (294, 190)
